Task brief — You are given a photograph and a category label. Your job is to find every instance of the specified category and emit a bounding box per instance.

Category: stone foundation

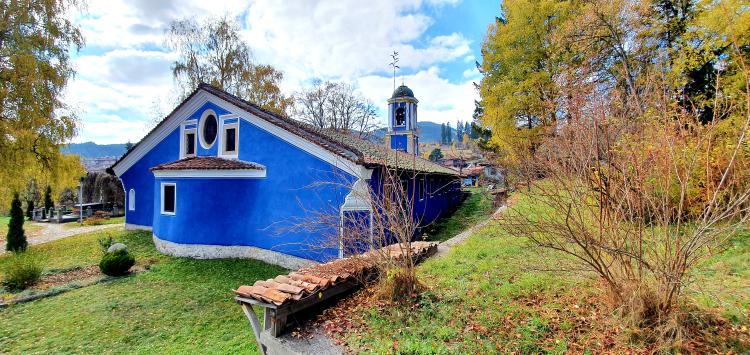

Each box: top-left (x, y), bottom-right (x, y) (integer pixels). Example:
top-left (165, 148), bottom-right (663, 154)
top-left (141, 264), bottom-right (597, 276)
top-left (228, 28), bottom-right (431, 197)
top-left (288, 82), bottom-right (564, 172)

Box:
top-left (152, 234), bottom-right (317, 270)
top-left (125, 223), bottom-right (152, 231)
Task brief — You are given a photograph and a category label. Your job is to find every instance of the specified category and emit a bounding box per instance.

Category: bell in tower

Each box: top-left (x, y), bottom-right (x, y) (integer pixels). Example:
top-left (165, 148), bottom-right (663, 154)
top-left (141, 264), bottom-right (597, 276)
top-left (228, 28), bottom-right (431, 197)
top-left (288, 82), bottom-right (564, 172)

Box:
top-left (386, 84), bottom-right (419, 155)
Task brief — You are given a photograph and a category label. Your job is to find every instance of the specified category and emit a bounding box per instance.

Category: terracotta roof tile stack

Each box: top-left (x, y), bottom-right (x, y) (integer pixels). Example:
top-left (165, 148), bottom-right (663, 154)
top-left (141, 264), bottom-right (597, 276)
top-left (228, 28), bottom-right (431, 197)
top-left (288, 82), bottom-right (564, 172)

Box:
top-left (234, 241), bottom-right (438, 306)
top-left (150, 156), bottom-right (265, 171)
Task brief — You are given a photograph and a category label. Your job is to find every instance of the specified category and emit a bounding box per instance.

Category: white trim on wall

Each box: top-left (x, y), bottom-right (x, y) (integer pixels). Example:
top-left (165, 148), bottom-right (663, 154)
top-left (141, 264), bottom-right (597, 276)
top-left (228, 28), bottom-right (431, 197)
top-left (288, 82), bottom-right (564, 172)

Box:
top-left (210, 95), bottom-right (365, 178)
top-left (112, 89), bottom-right (368, 180)
top-left (180, 125), bottom-right (197, 159)
top-left (218, 114), bottom-right (240, 159)
top-left (113, 91), bottom-right (213, 176)
top-left (198, 109), bottom-right (218, 149)
top-left (160, 182), bottom-right (176, 216)
top-left (128, 189), bottom-right (135, 211)
top-left (153, 168), bottom-right (266, 179)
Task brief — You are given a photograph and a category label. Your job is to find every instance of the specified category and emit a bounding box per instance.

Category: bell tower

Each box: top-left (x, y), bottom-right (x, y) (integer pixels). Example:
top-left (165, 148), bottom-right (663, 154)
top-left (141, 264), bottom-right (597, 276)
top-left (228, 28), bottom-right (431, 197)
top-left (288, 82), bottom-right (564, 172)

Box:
top-left (386, 85), bottom-right (419, 155)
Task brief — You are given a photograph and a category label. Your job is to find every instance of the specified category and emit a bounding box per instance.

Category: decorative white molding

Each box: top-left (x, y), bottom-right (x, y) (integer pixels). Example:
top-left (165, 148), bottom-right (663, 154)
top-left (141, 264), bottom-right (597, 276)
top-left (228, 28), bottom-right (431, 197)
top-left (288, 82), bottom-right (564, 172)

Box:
top-left (152, 234), bottom-right (317, 270)
top-left (113, 91), bottom-right (214, 176)
top-left (179, 125), bottom-right (197, 159)
top-left (112, 89), bottom-right (369, 180)
top-left (125, 223), bottom-right (152, 231)
top-left (160, 182), bottom-right (176, 216)
top-left (194, 94), bottom-right (366, 177)
top-left (153, 168), bottom-right (266, 179)
top-left (218, 114), bottom-right (240, 159)
top-left (198, 109), bottom-right (218, 149)
top-left (128, 189), bottom-right (135, 211)
top-left (341, 178), bottom-right (372, 212)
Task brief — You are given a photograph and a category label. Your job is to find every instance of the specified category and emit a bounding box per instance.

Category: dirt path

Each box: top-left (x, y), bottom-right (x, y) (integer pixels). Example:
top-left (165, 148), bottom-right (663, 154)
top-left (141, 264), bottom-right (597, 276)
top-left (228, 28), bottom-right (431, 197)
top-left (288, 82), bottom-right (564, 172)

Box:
top-left (435, 205), bottom-right (506, 257)
top-left (0, 223), bottom-right (121, 254)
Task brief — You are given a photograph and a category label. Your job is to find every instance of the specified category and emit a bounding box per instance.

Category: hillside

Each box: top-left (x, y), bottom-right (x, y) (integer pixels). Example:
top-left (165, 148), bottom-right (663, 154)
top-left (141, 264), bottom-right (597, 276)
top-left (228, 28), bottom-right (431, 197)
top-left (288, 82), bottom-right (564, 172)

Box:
top-left (62, 142), bottom-right (127, 158)
top-left (372, 121), bottom-right (455, 143)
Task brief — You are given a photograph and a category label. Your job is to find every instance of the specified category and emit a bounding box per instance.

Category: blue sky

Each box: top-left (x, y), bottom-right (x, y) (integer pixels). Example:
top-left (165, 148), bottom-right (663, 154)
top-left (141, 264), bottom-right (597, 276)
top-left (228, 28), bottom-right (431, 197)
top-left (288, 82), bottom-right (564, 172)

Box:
top-left (65, 0), bottom-right (500, 144)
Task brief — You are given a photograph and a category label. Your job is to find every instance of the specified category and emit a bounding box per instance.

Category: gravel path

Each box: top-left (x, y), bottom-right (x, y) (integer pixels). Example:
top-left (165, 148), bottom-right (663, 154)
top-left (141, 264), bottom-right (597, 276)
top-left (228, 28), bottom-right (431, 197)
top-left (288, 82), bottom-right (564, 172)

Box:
top-left (0, 223), bottom-right (121, 254)
top-left (435, 205), bottom-right (506, 257)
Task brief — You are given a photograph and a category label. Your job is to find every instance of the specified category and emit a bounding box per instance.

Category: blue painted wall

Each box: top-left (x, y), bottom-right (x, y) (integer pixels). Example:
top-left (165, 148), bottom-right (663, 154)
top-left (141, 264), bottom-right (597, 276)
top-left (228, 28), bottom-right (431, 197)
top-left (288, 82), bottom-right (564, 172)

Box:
top-left (390, 134), bottom-right (408, 151)
top-left (121, 129), bottom-right (180, 227)
top-left (367, 167), bottom-right (461, 239)
top-left (121, 99), bottom-right (357, 262)
top-left (120, 95), bottom-right (461, 263)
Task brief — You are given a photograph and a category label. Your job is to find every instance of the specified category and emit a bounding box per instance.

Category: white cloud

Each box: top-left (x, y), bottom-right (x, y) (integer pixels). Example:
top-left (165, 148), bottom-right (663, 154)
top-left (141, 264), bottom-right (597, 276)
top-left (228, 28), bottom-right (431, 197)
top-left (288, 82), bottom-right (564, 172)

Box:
top-left (241, 1), bottom-right (470, 82)
top-left (65, 49), bottom-right (177, 143)
top-left (76, 0), bottom-right (250, 49)
top-left (65, 0), bottom-right (479, 143)
top-left (357, 67), bottom-right (478, 126)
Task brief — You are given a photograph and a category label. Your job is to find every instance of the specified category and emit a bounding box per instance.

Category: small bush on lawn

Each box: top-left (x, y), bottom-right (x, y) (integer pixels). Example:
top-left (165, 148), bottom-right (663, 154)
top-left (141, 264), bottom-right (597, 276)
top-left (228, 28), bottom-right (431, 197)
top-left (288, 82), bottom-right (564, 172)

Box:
top-left (84, 216), bottom-right (106, 226)
top-left (98, 236), bottom-right (114, 252)
top-left (99, 249), bottom-right (135, 276)
top-left (3, 254), bottom-right (43, 290)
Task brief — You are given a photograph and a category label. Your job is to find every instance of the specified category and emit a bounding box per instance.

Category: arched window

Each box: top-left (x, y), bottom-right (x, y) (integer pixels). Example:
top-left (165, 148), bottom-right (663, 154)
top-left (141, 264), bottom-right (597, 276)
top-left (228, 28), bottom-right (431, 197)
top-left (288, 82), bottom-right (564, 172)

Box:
top-left (395, 107), bottom-right (406, 126)
top-left (128, 189), bottom-right (135, 211)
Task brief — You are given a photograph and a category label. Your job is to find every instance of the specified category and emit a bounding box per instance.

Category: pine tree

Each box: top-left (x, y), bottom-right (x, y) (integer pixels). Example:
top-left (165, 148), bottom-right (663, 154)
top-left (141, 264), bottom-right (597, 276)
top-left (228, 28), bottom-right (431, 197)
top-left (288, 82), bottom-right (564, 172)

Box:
top-left (446, 123), bottom-right (453, 144)
top-left (440, 123), bottom-right (447, 145)
top-left (456, 120), bottom-right (463, 143)
top-left (44, 186), bottom-right (54, 211)
top-left (25, 200), bottom-right (34, 220)
top-left (6, 193), bottom-right (27, 252)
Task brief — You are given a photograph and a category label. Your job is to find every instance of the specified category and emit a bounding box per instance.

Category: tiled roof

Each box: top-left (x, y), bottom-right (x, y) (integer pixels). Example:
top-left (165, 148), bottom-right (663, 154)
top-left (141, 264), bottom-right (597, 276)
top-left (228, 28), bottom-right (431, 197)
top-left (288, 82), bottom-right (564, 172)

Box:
top-left (311, 128), bottom-right (460, 176)
top-left (150, 156), bottom-right (265, 171)
top-left (199, 84), bottom-right (458, 176)
top-left (463, 166), bottom-right (485, 176)
top-left (113, 83), bottom-right (458, 177)
top-left (234, 241), bottom-right (438, 306)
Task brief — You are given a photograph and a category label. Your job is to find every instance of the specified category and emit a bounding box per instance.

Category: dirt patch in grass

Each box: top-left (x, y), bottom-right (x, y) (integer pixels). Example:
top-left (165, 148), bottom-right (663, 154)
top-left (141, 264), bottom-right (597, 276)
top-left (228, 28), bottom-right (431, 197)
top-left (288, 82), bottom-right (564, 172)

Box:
top-left (36, 266), bottom-right (101, 290)
top-left (2, 264), bottom-right (151, 306)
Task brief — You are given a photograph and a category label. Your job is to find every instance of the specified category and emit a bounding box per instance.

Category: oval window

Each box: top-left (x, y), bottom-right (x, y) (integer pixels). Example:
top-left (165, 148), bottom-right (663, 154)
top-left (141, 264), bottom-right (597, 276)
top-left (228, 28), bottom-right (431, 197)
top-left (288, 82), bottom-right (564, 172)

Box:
top-left (202, 114), bottom-right (218, 146)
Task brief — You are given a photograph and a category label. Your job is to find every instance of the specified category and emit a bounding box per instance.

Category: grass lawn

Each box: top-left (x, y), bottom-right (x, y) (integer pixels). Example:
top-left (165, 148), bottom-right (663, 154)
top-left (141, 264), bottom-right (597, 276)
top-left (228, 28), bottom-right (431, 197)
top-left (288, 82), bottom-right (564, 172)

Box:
top-left (422, 188), bottom-right (495, 242)
top-left (343, 192), bottom-right (750, 353)
top-left (0, 228), bottom-right (286, 354)
top-left (0, 216), bottom-right (44, 243)
top-left (63, 216), bottom-right (125, 229)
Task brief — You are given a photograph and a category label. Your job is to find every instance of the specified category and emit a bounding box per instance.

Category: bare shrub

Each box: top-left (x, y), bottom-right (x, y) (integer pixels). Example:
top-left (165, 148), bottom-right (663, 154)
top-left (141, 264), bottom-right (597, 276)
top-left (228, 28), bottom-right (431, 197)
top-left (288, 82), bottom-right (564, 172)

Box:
top-left (501, 59), bottom-right (750, 345)
top-left (283, 152), bottom-right (455, 303)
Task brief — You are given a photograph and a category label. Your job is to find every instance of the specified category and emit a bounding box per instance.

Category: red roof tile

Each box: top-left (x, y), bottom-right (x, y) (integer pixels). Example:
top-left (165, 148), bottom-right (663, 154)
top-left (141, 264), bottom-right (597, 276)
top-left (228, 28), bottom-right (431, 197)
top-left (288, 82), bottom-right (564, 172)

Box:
top-left (150, 156), bottom-right (265, 171)
top-left (233, 241), bottom-right (438, 306)
top-left (114, 84), bottom-right (458, 177)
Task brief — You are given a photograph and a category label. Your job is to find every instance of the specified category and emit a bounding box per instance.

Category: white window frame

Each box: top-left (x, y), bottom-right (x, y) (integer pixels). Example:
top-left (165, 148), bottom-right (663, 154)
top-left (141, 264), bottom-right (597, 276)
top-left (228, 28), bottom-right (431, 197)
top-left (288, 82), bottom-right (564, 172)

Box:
top-left (128, 189), bottom-right (135, 211)
top-left (160, 182), bottom-right (176, 216)
top-left (180, 120), bottom-right (198, 159)
top-left (198, 109), bottom-right (218, 149)
top-left (219, 116), bottom-right (240, 158)
top-left (418, 178), bottom-right (425, 201)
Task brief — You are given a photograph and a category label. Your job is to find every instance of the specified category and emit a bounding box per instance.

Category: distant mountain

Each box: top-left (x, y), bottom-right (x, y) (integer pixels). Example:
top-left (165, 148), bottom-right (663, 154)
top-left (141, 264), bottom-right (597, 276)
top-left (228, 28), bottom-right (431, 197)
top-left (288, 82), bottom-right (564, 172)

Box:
top-left (372, 121), bottom-right (455, 143)
top-left (62, 142), bottom-right (127, 158)
top-left (63, 121), bottom-right (453, 159)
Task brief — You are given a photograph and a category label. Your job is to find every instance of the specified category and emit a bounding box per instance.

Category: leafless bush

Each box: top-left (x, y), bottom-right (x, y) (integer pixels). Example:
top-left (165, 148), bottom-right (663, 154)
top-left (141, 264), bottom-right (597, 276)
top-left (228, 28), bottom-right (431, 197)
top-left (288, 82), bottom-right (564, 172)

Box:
top-left (501, 58), bottom-right (750, 344)
top-left (282, 153), bottom-right (450, 302)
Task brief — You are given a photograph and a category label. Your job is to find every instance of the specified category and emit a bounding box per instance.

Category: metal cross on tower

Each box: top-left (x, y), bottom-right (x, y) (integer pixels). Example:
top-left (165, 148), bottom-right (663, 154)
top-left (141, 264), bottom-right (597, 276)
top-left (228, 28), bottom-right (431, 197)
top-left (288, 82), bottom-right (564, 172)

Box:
top-left (389, 51), bottom-right (400, 92)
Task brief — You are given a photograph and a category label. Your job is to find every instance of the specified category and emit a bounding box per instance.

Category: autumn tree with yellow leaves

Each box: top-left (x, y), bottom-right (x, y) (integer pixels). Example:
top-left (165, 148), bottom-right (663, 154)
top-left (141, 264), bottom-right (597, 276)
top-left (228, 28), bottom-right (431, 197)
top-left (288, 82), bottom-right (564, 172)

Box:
top-left (0, 0), bottom-right (86, 210)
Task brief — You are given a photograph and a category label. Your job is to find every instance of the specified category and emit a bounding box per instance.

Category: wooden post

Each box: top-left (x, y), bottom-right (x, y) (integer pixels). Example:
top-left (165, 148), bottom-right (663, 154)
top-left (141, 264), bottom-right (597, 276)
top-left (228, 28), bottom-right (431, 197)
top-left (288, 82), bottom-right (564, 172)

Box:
top-left (241, 303), bottom-right (267, 355)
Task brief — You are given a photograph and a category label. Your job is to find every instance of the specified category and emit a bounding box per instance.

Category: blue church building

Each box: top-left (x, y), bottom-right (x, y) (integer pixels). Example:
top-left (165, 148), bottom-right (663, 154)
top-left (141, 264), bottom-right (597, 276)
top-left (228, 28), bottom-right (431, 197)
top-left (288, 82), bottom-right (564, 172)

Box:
top-left (112, 83), bottom-right (461, 268)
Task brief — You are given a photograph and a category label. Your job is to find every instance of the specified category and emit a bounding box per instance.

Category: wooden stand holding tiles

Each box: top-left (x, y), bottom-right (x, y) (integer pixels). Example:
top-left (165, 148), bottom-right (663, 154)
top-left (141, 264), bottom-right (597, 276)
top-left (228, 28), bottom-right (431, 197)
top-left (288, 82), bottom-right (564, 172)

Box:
top-left (235, 279), bottom-right (359, 354)
top-left (234, 242), bottom-right (438, 354)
